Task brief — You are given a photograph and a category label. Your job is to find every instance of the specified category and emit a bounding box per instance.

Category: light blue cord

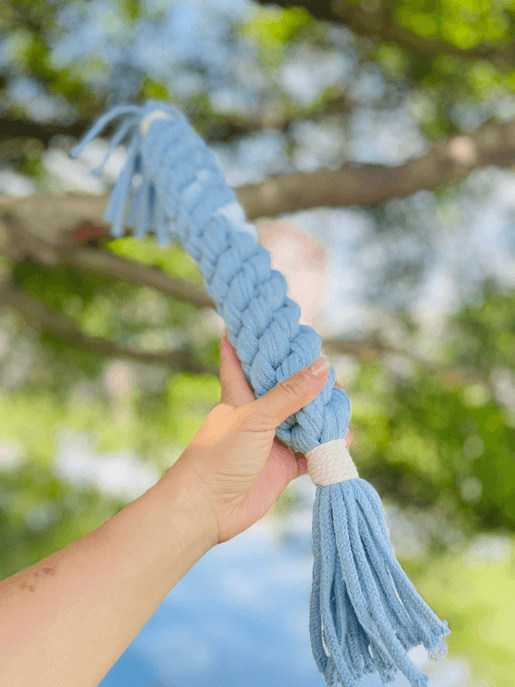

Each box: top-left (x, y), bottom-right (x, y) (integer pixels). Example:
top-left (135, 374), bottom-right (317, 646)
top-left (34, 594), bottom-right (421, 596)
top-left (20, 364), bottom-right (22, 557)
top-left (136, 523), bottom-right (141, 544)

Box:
top-left (70, 99), bottom-right (451, 687)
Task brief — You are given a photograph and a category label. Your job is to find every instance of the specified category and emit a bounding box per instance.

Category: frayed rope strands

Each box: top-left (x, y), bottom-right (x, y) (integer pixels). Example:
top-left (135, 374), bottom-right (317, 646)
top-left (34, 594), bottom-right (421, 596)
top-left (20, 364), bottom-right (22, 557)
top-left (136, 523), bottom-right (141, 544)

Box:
top-left (70, 100), bottom-right (450, 687)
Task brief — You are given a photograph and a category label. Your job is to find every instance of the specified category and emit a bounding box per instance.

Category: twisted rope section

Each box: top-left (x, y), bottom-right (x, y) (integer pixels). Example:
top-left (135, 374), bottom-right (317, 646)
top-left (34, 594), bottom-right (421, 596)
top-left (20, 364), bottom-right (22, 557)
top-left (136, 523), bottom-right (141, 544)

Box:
top-left (135, 103), bottom-right (352, 456)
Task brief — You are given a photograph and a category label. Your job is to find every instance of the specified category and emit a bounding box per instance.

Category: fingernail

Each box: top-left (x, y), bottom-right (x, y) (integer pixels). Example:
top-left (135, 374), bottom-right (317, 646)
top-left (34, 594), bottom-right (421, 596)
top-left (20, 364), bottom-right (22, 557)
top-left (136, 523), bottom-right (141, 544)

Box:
top-left (306, 356), bottom-right (331, 377)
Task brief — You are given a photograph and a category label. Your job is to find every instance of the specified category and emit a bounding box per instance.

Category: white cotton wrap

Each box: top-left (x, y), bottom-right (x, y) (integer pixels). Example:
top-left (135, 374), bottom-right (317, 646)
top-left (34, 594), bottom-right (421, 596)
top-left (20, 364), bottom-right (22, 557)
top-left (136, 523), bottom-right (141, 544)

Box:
top-left (305, 438), bottom-right (359, 486)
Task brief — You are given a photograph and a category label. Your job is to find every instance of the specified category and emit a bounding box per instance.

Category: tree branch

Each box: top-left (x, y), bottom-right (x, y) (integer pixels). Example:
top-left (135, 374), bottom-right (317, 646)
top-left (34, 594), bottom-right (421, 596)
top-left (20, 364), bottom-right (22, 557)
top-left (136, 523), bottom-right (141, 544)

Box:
top-left (0, 276), bottom-right (489, 391)
top-left (4, 115), bottom-right (515, 233)
top-left (0, 281), bottom-right (221, 380)
top-left (0, 252), bottom-right (490, 391)
top-left (0, 118), bottom-right (97, 150)
top-left (60, 245), bottom-right (215, 310)
top-left (321, 332), bottom-right (489, 389)
top-left (236, 116), bottom-right (515, 218)
top-left (0, 88), bottom-right (355, 158)
top-left (0, 197), bottom-right (215, 310)
top-left (256, 0), bottom-right (515, 72)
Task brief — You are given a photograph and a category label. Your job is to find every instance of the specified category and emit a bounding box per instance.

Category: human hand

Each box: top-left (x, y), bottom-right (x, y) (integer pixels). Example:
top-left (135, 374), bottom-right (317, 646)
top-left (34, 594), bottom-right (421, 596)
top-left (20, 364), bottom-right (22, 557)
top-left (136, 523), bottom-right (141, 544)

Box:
top-left (172, 331), bottom-right (354, 547)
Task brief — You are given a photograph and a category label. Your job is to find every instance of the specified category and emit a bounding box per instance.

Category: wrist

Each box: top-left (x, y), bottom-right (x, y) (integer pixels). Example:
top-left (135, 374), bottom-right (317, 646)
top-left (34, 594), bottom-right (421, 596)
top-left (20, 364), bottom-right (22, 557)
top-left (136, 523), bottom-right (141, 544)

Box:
top-left (160, 460), bottom-right (219, 550)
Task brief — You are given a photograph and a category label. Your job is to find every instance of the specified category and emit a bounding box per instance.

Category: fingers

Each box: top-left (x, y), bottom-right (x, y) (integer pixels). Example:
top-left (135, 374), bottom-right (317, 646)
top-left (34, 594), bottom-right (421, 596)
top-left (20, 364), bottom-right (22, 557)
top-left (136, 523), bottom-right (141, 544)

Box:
top-left (296, 456), bottom-right (308, 478)
top-left (219, 331), bottom-right (256, 407)
top-left (222, 333), bottom-right (355, 448)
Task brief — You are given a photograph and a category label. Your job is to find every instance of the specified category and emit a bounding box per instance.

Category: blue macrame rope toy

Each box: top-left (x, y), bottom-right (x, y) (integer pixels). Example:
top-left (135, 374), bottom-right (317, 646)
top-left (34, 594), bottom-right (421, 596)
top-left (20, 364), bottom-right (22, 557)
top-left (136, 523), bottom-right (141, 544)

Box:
top-left (70, 99), bottom-right (450, 687)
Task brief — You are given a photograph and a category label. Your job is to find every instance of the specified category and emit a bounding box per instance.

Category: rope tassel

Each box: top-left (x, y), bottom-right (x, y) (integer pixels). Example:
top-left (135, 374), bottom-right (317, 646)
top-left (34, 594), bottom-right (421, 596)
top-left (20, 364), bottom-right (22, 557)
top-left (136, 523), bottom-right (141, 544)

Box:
top-left (70, 100), bottom-right (451, 687)
top-left (306, 440), bottom-right (449, 686)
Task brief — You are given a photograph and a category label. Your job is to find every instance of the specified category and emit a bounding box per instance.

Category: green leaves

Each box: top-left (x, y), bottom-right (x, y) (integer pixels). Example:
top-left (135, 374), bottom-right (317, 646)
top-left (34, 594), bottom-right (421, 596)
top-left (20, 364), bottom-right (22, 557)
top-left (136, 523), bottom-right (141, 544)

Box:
top-left (238, 6), bottom-right (313, 70)
top-left (241, 6), bottom-right (312, 50)
top-left (345, 279), bottom-right (515, 547)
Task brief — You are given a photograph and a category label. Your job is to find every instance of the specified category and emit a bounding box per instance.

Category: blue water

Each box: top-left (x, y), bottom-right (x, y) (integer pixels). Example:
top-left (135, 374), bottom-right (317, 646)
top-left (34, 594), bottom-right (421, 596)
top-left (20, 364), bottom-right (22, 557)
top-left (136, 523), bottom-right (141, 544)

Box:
top-left (98, 520), bottom-right (414, 687)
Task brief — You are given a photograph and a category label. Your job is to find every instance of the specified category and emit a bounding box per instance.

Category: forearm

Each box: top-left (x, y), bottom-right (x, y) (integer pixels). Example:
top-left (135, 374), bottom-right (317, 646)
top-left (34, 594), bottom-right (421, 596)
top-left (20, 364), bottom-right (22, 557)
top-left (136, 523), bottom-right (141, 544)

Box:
top-left (0, 461), bottom-right (215, 687)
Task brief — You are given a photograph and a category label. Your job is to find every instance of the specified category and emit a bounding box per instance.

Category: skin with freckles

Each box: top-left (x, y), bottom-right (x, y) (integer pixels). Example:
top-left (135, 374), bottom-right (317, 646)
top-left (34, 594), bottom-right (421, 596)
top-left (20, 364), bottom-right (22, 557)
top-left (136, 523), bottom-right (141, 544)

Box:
top-left (171, 331), bottom-right (355, 546)
top-left (19, 568), bottom-right (55, 592)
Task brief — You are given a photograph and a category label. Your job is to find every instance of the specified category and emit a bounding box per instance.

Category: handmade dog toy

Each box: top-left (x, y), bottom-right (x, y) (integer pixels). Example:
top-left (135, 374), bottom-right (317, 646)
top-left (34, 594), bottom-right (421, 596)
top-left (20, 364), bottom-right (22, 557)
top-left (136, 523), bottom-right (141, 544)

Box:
top-left (70, 100), bottom-right (450, 687)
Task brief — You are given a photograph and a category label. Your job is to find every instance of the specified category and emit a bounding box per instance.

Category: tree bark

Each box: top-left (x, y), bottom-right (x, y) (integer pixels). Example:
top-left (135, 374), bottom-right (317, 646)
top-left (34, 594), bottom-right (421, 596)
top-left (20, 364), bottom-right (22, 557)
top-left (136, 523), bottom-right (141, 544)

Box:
top-left (236, 117), bottom-right (515, 219)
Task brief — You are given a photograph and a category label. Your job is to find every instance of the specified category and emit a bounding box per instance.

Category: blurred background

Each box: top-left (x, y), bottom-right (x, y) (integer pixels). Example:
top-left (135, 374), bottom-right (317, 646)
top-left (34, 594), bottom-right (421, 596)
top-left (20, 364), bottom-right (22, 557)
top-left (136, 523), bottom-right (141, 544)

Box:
top-left (1, 0), bottom-right (515, 685)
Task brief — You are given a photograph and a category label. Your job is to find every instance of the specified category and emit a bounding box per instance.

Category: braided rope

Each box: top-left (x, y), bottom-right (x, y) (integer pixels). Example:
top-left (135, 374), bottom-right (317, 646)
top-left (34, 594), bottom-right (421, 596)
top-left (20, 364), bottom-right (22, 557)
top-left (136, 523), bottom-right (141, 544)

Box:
top-left (134, 102), bottom-right (352, 457)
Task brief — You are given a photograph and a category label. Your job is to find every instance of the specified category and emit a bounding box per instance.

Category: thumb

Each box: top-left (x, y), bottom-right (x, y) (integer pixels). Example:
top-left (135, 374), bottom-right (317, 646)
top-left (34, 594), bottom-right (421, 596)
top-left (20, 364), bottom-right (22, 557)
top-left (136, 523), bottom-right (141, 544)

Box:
top-left (248, 357), bottom-right (331, 431)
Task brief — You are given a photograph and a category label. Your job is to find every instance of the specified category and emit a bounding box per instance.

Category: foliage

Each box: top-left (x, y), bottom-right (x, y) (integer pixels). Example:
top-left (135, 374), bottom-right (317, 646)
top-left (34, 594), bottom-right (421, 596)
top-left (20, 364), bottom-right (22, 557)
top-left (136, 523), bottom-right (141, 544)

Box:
top-left (351, 282), bottom-right (515, 542)
top-left (417, 538), bottom-right (515, 687)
